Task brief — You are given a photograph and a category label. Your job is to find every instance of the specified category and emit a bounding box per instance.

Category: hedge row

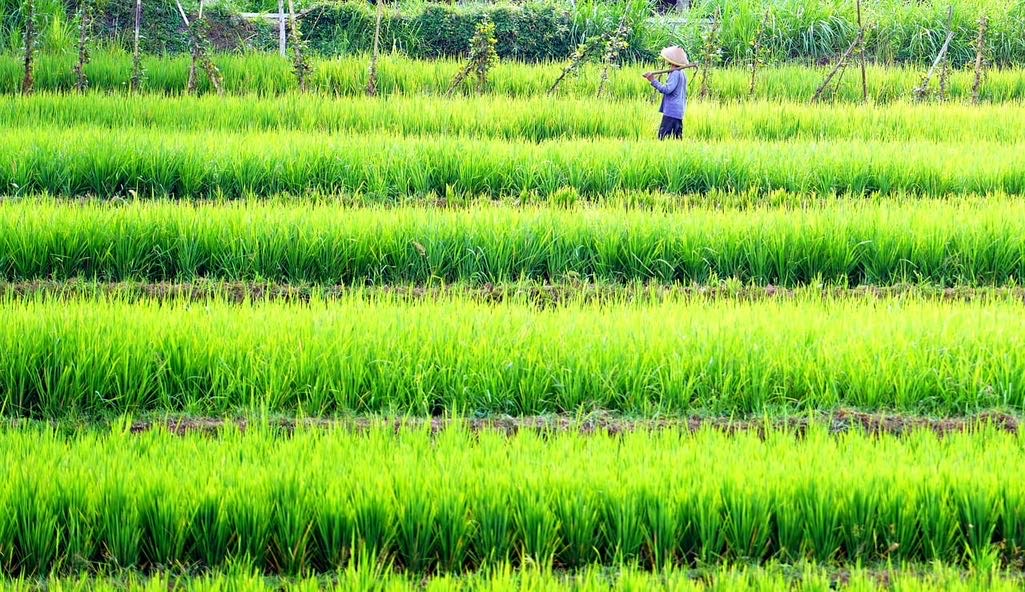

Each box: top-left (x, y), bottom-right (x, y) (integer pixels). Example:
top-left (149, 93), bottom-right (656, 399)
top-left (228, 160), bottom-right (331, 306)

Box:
top-left (298, 2), bottom-right (582, 61)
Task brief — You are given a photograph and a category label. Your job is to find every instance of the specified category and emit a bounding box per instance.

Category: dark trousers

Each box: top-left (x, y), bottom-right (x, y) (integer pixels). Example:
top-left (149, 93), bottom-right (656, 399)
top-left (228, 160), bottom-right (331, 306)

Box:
top-left (658, 115), bottom-right (683, 140)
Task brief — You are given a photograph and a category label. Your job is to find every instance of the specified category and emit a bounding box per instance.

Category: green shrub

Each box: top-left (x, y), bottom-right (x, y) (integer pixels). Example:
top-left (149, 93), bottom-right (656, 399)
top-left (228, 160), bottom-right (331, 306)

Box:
top-left (300, 1), bottom-right (574, 61)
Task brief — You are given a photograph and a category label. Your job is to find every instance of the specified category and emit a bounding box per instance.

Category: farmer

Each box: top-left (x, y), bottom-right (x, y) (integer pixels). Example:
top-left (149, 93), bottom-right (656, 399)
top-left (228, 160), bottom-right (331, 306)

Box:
top-left (643, 46), bottom-right (694, 140)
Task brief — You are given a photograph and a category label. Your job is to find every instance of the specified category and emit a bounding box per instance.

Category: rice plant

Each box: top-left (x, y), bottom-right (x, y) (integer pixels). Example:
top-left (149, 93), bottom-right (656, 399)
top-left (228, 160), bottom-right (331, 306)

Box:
top-left (2, 51), bottom-right (1025, 102)
top-left (2, 293), bottom-right (1025, 417)
top-left (0, 426), bottom-right (1022, 574)
top-left (3, 197), bottom-right (1025, 286)
top-left (3, 126), bottom-right (1023, 198)
top-left (5, 92), bottom-right (1025, 143)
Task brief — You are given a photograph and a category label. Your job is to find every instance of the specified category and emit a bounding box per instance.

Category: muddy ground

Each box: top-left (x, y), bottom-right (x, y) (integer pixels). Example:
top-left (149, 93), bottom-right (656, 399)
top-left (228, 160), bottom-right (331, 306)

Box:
top-left (4, 279), bottom-right (1025, 306)
top-left (125, 409), bottom-right (1021, 437)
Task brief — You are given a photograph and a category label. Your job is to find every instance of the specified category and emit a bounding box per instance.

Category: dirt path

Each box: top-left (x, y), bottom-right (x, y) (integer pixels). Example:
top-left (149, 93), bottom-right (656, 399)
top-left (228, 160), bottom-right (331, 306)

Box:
top-left (125, 410), bottom-right (1020, 437)
top-left (4, 279), bottom-right (1025, 305)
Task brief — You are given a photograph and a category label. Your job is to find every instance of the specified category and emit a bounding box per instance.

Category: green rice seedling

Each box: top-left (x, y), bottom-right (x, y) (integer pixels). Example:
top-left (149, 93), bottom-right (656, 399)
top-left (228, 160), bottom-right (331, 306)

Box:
top-left (11, 92), bottom-right (1024, 143)
top-left (4, 197), bottom-right (1025, 287)
top-left (601, 491), bottom-right (646, 564)
top-left (2, 126), bottom-right (1024, 199)
top-left (138, 484), bottom-right (192, 569)
top-left (4, 50), bottom-right (1025, 102)
top-left (272, 479), bottom-right (316, 575)
top-left (1, 426), bottom-right (1025, 574)
top-left (554, 489), bottom-right (601, 569)
top-left (5, 292), bottom-right (1025, 418)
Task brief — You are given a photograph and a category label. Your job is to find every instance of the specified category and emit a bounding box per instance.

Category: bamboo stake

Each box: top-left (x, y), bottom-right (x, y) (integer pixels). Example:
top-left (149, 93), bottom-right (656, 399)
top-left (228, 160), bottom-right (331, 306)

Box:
top-left (175, 0), bottom-right (222, 95)
top-left (175, 0), bottom-right (198, 91)
top-left (22, 0), bottom-right (35, 95)
top-left (811, 29), bottom-right (862, 102)
top-left (938, 6), bottom-right (953, 99)
top-left (972, 15), bottom-right (988, 105)
top-left (368, 0), bottom-right (383, 96)
top-left (698, 7), bottom-right (721, 101)
top-left (75, 0), bottom-right (91, 93)
top-left (277, 0), bottom-right (286, 57)
top-left (857, 0), bottom-right (867, 102)
top-left (748, 9), bottom-right (770, 99)
top-left (286, 0), bottom-right (308, 92)
top-left (130, 0), bottom-right (143, 91)
top-left (913, 6), bottom-right (955, 101)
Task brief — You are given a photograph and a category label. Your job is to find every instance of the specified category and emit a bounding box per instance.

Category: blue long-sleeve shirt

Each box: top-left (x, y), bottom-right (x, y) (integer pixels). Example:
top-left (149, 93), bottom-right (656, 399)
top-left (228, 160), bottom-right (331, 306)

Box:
top-left (651, 70), bottom-right (687, 120)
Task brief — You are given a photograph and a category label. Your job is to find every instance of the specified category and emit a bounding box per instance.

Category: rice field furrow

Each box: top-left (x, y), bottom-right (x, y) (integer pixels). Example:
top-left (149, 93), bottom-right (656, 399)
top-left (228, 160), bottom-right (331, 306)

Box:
top-left (5, 280), bottom-right (1025, 306)
top-left (2, 567), bottom-right (1023, 591)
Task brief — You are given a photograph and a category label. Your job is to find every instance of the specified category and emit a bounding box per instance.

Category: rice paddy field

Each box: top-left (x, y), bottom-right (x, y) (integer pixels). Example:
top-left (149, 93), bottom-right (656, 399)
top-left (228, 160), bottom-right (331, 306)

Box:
top-left (2, 36), bottom-right (1025, 590)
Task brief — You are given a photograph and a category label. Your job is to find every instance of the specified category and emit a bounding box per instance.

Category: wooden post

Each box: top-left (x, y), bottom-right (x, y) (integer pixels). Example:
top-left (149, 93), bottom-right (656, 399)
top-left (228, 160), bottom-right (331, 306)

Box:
top-left (938, 5), bottom-right (953, 100)
top-left (698, 8), bottom-right (721, 100)
top-left (972, 15), bottom-right (988, 105)
top-left (175, 0), bottom-right (222, 94)
top-left (856, 0), bottom-right (867, 102)
top-left (131, 0), bottom-right (143, 91)
top-left (277, 0), bottom-right (286, 57)
top-left (749, 9), bottom-right (770, 99)
top-left (175, 0), bottom-right (197, 91)
top-left (22, 0), bottom-right (36, 95)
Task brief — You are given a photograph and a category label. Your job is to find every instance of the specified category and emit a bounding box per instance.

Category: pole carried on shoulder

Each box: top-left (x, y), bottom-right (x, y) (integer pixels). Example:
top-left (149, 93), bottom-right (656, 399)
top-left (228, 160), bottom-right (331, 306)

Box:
top-left (647, 64), bottom-right (699, 76)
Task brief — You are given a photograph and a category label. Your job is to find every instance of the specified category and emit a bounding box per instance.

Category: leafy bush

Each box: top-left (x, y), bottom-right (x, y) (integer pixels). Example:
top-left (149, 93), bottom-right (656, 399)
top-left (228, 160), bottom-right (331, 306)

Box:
top-left (301, 1), bottom-right (575, 61)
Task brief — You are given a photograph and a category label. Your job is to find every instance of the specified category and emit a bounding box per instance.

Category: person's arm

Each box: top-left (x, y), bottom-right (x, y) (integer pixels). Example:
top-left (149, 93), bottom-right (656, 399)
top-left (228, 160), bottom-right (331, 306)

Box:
top-left (650, 70), bottom-right (680, 95)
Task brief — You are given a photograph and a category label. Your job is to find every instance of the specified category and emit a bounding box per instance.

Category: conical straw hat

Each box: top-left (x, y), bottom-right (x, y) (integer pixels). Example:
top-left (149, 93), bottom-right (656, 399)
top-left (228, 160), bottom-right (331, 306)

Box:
top-left (659, 46), bottom-right (690, 67)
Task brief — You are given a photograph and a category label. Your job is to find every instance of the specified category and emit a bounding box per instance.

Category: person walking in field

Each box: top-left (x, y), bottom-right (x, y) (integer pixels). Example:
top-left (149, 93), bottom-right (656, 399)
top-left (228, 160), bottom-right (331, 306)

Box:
top-left (644, 46), bottom-right (695, 140)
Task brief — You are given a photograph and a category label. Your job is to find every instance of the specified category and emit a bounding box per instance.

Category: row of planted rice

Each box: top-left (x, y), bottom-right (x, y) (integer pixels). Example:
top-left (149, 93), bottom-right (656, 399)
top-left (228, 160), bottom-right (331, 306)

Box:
top-left (4, 53), bottom-right (1025, 101)
top-left (5, 127), bottom-right (1025, 197)
top-left (4, 198), bottom-right (1025, 285)
top-left (0, 427), bottom-right (1023, 574)
top-left (3, 294), bottom-right (1025, 417)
